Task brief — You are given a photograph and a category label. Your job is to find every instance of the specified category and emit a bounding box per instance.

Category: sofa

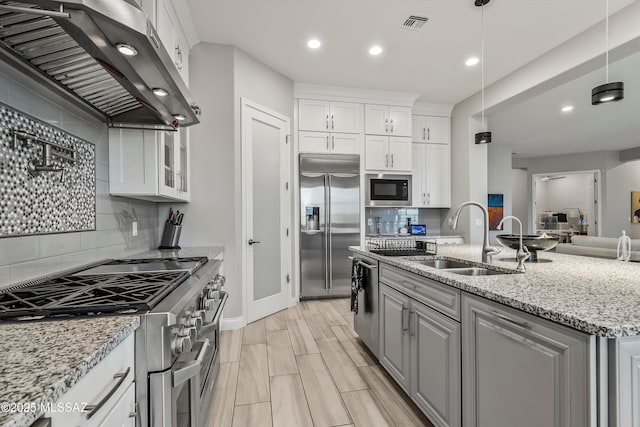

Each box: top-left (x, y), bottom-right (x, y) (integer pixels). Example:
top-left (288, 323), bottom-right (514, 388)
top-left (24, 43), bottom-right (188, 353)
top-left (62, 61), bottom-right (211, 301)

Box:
top-left (555, 235), bottom-right (640, 261)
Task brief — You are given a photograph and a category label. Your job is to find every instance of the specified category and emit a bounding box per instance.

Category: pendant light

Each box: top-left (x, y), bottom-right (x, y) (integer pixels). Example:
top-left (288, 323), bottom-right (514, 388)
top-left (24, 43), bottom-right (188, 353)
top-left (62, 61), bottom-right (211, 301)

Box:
top-left (475, 0), bottom-right (492, 144)
top-left (592, 0), bottom-right (624, 105)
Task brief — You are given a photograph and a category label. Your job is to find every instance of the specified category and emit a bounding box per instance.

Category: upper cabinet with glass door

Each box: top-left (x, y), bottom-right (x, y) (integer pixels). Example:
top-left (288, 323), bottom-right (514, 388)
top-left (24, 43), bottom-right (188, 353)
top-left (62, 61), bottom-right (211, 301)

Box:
top-left (109, 128), bottom-right (190, 202)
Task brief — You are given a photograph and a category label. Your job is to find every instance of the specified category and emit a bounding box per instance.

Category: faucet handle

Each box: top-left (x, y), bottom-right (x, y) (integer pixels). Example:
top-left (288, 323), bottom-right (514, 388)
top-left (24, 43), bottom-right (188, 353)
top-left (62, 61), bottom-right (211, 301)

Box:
top-left (486, 245), bottom-right (502, 256)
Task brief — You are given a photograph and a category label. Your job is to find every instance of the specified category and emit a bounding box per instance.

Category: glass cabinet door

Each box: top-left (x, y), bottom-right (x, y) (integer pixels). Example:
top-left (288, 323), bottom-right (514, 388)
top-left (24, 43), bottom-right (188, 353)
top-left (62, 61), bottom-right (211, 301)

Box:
top-left (179, 128), bottom-right (189, 195)
top-left (160, 130), bottom-right (177, 197)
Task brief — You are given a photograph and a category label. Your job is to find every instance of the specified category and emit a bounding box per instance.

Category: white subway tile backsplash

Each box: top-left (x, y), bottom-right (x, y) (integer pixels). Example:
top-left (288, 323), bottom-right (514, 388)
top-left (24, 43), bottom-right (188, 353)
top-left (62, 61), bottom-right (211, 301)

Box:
top-left (60, 249), bottom-right (98, 270)
top-left (0, 235), bottom-right (40, 267)
top-left (39, 233), bottom-right (82, 258)
top-left (0, 266), bottom-right (11, 290)
top-left (10, 255), bottom-right (64, 285)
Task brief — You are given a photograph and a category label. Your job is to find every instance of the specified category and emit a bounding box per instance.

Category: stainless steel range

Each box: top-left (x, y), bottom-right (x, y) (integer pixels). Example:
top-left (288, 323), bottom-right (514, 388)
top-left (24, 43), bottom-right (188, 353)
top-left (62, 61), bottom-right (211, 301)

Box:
top-left (0, 255), bottom-right (228, 427)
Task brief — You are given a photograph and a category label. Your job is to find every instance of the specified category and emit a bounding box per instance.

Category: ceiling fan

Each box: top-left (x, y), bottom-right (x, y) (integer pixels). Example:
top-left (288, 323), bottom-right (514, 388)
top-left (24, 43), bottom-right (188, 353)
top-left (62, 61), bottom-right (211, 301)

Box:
top-left (540, 175), bottom-right (566, 182)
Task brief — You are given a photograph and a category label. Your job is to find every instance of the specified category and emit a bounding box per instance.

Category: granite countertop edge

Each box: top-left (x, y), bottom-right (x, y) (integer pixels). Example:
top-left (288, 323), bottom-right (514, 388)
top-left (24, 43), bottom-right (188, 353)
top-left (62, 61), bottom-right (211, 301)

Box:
top-left (3, 317), bottom-right (140, 427)
top-left (350, 246), bottom-right (636, 339)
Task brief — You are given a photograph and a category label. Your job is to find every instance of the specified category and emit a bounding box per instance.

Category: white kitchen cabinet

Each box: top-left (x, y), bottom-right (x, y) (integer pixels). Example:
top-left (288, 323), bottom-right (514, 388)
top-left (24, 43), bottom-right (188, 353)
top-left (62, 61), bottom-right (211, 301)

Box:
top-left (610, 338), bottom-right (640, 427)
top-left (412, 115), bottom-right (450, 144)
top-left (379, 282), bottom-right (411, 392)
top-left (142, 0), bottom-right (190, 86)
top-left (412, 143), bottom-right (450, 207)
top-left (109, 128), bottom-right (190, 202)
top-left (298, 99), bottom-right (360, 133)
top-left (411, 300), bottom-right (461, 427)
top-left (298, 131), bottom-right (360, 154)
top-left (47, 335), bottom-right (135, 426)
top-left (365, 104), bottom-right (412, 137)
top-left (462, 294), bottom-right (590, 427)
top-left (365, 135), bottom-right (411, 171)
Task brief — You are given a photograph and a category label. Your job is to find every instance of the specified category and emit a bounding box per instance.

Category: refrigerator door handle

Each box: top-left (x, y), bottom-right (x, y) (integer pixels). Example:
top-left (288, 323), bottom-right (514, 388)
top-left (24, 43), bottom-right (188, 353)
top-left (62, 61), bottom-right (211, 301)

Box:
top-left (327, 174), bottom-right (332, 290)
top-left (324, 174), bottom-right (330, 290)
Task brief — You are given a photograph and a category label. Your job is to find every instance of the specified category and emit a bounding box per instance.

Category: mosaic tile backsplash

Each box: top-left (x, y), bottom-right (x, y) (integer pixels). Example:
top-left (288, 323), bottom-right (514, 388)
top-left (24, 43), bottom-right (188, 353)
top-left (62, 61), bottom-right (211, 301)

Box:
top-left (0, 102), bottom-right (96, 237)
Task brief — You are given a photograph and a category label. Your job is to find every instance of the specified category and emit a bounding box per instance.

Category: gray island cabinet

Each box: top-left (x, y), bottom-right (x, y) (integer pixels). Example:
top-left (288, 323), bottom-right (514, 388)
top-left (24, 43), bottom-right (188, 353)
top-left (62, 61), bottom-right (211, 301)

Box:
top-left (351, 245), bottom-right (640, 427)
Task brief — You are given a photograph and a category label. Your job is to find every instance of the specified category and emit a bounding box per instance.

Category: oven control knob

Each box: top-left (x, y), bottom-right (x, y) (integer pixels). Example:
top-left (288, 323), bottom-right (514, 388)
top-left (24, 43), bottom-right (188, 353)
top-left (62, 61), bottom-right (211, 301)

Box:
top-left (172, 334), bottom-right (192, 355)
top-left (186, 314), bottom-right (203, 329)
top-left (207, 289), bottom-right (220, 300)
top-left (183, 326), bottom-right (197, 342)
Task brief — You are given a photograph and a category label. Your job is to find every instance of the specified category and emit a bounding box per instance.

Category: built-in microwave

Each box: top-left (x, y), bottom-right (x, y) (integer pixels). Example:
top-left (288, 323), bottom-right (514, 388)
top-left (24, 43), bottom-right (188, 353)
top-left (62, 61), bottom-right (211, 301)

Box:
top-left (365, 174), bottom-right (411, 206)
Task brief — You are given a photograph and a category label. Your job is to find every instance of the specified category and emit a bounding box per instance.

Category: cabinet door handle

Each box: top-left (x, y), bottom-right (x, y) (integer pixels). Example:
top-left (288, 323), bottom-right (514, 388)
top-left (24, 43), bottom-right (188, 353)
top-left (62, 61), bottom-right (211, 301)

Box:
top-left (331, 114), bottom-right (334, 130)
top-left (385, 154), bottom-right (389, 167)
top-left (427, 193), bottom-right (430, 205)
top-left (423, 127), bottom-right (426, 140)
top-left (85, 367), bottom-right (131, 419)
top-left (401, 304), bottom-right (409, 333)
top-left (492, 311), bottom-right (531, 330)
top-left (409, 310), bottom-right (416, 336)
top-left (391, 154), bottom-right (394, 168)
top-left (332, 135), bottom-right (335, 150)
top-left (326, 114), bottom-right (329, 129)
top-left (390, 118), bottom-right (394, 133)
top-left (427, 128), bottom-right (430, 140)
top-left (385, 118), bottom-right (389, 132)
top-left (326, 136), bottom-right (329, 150)
top-left (423, 193), bottom-right (426, 205)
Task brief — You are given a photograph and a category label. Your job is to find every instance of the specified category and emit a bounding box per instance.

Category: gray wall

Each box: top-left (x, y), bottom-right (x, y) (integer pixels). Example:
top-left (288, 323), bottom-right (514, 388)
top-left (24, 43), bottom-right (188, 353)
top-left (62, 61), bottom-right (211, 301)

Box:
top-left (488, 144), bottom-right (513, 244)
top-left (177, 42), bottom-right (293, 321)
top-left (0, 62), bottom-right (159, 289)
top-left (512, 169), bottom-right (529, 231)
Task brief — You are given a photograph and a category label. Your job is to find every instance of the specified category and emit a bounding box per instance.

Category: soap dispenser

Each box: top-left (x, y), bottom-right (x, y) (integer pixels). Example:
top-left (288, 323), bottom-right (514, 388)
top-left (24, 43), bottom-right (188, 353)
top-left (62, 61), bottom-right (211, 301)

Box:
top-left (617, 230), bottom-right (631, 262)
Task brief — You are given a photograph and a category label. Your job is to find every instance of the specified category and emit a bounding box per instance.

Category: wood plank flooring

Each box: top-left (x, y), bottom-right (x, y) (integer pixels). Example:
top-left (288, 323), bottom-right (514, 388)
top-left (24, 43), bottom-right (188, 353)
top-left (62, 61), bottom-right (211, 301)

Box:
top-left (207, 298), bottom-right (434, 427)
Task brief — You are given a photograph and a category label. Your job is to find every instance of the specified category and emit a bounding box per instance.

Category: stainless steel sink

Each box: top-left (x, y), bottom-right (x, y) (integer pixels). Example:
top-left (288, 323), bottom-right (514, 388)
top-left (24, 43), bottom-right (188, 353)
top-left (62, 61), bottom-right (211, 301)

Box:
top-left (444, 267), bottom-right (507, 276)
top-left (412, 259), bottom-right (474, 269)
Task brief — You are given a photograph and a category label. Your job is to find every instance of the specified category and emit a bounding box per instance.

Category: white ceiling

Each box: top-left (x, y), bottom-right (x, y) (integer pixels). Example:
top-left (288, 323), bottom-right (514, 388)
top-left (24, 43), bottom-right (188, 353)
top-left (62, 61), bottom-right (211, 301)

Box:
top-left (489, 50), bottom-right (640, 158)
top-left (185, 0), bottom-right (632, 104)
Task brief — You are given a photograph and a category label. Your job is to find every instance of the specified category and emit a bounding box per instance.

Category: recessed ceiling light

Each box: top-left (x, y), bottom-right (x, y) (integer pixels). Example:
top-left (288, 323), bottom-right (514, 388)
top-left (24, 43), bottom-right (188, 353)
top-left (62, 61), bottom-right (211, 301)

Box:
top-left (153, 88), bottom-right (169, 97)
top-left (465, 56), bottom-right (479, 66)
top-left (369, 45), bottom-right (383, 56)
top-left (307, 39), bottom-right (321, 49)
top-left (174, 114), bottom-right (186, 121)
top-left (116, 43), bottom-right (137, 57)
top-left (561, 105), bottom-right (574, 113)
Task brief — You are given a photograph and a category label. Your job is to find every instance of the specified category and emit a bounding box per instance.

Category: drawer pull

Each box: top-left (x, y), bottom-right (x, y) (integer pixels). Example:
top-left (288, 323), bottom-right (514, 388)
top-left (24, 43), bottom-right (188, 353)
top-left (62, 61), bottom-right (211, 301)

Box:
top-left (402, 304), bottom-right (409, 333)
top-left (85, 366), bottom-right (130, 419)
top-left (493, 312), bottom-right (531, 330)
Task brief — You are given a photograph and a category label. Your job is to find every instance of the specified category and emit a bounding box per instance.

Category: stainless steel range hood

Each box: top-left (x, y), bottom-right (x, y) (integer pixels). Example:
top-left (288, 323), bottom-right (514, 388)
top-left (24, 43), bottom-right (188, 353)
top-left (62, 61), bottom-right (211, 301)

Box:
top-left (0, 0), bottom-right (200, 129)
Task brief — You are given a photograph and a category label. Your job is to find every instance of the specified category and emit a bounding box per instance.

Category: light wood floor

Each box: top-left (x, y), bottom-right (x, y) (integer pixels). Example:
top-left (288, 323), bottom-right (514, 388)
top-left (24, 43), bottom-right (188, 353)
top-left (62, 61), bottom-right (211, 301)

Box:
top-left (206, 298), bottom-right (434, 427)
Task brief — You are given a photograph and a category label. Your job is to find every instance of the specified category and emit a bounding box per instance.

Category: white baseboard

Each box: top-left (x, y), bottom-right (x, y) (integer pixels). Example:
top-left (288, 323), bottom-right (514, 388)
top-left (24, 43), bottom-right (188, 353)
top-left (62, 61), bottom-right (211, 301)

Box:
top-left (289, 297), bottom-right (300, 307)
top-left (221, 316), bottom-right (245, 331)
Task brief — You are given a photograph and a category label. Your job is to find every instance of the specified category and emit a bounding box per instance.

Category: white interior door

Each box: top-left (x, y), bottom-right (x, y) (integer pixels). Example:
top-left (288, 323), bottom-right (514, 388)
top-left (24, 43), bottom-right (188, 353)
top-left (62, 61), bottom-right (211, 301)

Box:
top-left (243, 99), bottom-right (291, 323)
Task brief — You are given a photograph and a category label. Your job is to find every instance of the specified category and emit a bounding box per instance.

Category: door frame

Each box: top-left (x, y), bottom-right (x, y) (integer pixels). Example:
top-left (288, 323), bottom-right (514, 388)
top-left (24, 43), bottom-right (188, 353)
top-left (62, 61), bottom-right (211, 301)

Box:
top-left (241, 98), bottom-right (292, 323)
top-left (531, 169), bottom-right (602, 236)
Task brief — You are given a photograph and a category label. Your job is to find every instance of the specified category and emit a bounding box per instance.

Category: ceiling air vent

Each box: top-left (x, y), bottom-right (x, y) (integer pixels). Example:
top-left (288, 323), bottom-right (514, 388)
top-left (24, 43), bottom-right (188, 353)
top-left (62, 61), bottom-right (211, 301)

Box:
top-left (401, 15), bottom-right (429, 31)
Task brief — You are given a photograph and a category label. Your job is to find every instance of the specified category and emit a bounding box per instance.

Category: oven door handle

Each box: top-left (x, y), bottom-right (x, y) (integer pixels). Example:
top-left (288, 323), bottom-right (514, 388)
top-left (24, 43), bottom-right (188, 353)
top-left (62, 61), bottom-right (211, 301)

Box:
top-left (172, 339), bottom-right (210, 387)
top-left (200, 291), bottom-right (228, 334)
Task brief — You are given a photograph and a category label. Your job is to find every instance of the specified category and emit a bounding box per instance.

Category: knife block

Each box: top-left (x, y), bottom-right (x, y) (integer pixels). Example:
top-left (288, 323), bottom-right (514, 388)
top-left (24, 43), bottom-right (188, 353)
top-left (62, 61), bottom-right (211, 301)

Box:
top-left (159, 222), bottom-right (182, 249)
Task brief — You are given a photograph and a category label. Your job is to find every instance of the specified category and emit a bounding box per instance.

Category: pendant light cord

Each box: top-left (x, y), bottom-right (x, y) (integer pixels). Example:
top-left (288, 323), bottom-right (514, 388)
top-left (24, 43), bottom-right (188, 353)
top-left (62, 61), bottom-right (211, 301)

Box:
top-left (605, 0), bottom-right (609, 83)
top-left (481, 3), bottom-right (486, 131)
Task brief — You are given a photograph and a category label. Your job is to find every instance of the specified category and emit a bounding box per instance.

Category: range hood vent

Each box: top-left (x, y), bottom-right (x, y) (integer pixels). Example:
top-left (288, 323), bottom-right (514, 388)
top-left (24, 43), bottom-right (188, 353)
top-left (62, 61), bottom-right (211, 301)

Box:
top-left (401, 15), bottom-right (429, 31)
top-left (0, 1), bottom-right (200, 130)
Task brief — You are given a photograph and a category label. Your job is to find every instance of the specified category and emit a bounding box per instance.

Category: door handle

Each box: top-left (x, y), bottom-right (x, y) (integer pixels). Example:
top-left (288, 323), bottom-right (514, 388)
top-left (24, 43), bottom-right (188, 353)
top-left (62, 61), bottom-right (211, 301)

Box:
top-left (385, 154), bottom-right (389, 168)
top-left (248, 239), bottom-right (261, 245)
top-left (385, 118), bottom-right (389, 132)
top-left (423, 127), bottom-right (426, 140)
top-left (427, 128), bottom-right (431, 140)
top-left (401, 304), bottom-right (409, 333)
top-left (390, 119), bottom-right (394, 133)
top-left (326, 114), bottom-right (329, 129)
top-left (391, 154), bottom-right (394, 168)
top-left (326, 136), bottom-right (329, 150)
top-left (331, 114), bottom-right (334, 130)
top-left (332, 135), bottom-right (335, 150)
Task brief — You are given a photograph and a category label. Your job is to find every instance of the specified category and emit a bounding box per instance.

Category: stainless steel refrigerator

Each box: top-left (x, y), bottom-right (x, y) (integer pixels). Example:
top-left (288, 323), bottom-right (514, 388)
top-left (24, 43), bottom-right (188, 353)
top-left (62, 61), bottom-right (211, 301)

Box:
top-left (300, 154), bottom-right (360, 298)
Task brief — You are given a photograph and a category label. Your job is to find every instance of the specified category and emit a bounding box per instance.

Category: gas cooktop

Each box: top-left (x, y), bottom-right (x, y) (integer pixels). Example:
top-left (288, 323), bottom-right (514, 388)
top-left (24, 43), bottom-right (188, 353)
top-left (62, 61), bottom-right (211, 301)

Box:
top-left (0, 257), bottom-right (208, 321)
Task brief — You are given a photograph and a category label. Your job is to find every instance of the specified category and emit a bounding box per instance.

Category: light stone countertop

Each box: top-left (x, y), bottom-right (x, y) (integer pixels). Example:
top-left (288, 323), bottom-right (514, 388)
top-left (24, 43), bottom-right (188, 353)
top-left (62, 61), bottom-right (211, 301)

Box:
top-left (351, 244), bottom-right (640, 338)
top-left (0, 246), bottom-right (223, 427)
top-left (0, 316), bottom-right (139, 427)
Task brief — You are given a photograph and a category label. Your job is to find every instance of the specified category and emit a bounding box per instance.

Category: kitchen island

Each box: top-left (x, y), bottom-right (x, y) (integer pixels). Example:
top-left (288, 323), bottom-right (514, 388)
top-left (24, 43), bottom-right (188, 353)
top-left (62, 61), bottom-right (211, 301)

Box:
top-left (350, 244), bottom-right (640, 427)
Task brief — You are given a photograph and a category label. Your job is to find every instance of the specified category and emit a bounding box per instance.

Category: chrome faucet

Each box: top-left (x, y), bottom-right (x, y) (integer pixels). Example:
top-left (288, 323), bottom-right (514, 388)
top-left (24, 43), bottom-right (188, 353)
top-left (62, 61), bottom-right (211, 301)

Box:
top-left (448, 201), bottom-right (501, 263)
top-left (497, 215), bottom-right (530, 272)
